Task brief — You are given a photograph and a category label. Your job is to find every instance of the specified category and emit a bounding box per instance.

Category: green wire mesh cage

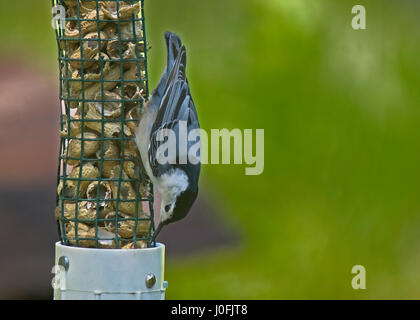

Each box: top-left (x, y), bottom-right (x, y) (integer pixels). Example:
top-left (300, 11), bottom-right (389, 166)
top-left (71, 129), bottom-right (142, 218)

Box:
top-left (52, 0), bottom-right (155, 249)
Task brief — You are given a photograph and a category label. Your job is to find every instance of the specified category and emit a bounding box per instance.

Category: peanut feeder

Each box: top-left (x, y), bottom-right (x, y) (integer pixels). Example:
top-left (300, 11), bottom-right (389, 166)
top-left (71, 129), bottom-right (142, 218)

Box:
top-left (53, 0), bottom-right (155, 249)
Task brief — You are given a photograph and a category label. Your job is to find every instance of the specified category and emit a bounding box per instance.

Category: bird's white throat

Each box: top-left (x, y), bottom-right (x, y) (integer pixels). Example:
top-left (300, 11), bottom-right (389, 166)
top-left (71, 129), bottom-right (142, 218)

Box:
top-left (155, 168), bottom-right (189, 222)
top-left (156, 168), bottom-right (189, 204)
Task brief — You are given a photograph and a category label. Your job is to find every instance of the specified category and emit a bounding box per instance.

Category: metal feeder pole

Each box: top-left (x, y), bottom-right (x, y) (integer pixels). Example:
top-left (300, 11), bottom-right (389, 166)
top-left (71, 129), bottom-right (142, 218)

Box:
top-left (51, 0), bottom-right (167, 300)
top-left (54, 242), bottom-right (167, 300)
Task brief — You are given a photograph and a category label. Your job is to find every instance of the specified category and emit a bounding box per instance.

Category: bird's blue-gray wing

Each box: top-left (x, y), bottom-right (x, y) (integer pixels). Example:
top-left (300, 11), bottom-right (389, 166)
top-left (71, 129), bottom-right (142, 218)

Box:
top-left (148, 46), bottom-right (201, 180)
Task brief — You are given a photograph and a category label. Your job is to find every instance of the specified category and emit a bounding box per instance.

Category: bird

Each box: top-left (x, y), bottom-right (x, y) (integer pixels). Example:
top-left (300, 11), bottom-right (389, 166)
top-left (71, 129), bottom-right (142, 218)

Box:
top-left (135, 32), bottom-right (201, 242)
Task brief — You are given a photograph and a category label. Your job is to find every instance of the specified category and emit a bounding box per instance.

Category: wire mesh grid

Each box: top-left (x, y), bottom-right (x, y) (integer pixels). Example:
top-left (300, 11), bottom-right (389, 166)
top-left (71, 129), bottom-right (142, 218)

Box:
top-left (52, 0), bottom-right (155, 249)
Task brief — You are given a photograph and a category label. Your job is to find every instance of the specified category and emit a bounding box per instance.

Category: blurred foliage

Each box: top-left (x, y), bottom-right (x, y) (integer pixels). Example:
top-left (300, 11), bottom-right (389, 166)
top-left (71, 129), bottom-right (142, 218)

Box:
top-left (0, 1), bottom-right (56, 65)
top-left (2, 0), bottom-right (420, 299)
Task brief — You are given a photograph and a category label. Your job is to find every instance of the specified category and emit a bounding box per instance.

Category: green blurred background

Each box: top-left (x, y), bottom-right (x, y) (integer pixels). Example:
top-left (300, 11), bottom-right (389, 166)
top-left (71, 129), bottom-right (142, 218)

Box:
top-left (1, 0), bottom-right (420, 299)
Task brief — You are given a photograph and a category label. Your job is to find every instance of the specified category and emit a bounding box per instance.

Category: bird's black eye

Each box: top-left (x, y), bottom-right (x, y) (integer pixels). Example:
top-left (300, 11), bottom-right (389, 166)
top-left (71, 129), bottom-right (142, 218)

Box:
top-left (165, 205), bottom-right (171, 212)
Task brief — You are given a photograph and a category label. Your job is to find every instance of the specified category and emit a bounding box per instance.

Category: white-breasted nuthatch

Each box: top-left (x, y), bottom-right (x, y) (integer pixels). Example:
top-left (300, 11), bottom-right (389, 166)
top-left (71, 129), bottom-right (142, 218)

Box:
top-left (135, 32), bottom-right (201, 241)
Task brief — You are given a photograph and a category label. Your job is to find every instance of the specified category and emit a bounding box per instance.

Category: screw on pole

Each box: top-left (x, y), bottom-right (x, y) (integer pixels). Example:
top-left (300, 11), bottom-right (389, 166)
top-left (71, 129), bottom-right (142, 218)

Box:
top-left (145, 273), bottom-right (156, 288)
top-left (58, 256), bottom-right (70, 271)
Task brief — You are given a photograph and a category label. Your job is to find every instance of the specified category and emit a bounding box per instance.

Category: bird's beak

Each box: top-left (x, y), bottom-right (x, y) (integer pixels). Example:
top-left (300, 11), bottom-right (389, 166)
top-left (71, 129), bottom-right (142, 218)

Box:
top-left (152, 224), bottom-right (163, 243)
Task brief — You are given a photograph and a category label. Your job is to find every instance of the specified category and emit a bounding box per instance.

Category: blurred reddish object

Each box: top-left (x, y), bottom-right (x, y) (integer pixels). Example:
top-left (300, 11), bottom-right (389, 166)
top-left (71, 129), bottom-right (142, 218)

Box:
top-left (0, 58), bottom-right (59, 299)
top-left (0, 59), bottom-right (59, 186)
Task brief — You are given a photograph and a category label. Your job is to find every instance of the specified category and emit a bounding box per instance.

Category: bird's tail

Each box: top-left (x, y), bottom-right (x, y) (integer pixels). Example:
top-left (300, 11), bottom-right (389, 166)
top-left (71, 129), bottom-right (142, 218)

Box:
top-left (165, 32), bottom-right (182, 73)
top-left (152, 32), bottom-right (183, 100)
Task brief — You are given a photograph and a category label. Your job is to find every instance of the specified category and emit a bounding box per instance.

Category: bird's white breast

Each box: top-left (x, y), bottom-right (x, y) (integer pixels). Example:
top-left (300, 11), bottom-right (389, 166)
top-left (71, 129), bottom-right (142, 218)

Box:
top-left (156, 168), bottom-right (189, 204)
top-left (135, 103), bottom-right (158, 184)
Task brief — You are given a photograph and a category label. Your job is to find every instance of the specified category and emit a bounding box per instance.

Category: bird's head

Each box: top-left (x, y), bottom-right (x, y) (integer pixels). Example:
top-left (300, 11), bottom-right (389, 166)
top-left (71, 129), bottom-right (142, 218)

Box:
top-left (152, 186), bottom-right (198, 242)
top-left (159, 186), bottom-right (198, 226)
top-left (152, 165), bottom-right (200, 241)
